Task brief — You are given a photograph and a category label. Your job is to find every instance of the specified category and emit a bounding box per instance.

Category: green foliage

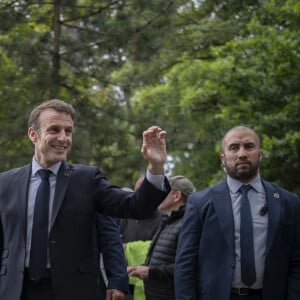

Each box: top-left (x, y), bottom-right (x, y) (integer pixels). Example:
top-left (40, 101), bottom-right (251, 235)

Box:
top-left (0, 0), bottom-right (176, 186)
top-left (130, 0), bottom-right (300, 192)
top-left (0, 0), bottom-right (299, 193)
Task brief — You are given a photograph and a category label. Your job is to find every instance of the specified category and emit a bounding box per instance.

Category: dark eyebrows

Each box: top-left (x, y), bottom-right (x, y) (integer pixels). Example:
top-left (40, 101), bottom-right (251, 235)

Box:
top-left (227, 141), bottom-right (256, 150)
top-left (47, 125), bottom-right (73, 132)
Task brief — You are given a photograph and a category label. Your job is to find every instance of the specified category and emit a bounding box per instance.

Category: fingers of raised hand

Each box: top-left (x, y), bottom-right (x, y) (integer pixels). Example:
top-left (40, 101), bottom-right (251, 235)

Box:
top-left (143, 126), bottom-right (166, 141)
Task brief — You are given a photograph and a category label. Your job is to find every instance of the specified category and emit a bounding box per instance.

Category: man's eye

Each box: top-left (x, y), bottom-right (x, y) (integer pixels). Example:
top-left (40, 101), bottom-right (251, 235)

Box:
top-left (245, 144), bottom-right (255, 149)
top-left (229, 145), bottom-right (238, 151)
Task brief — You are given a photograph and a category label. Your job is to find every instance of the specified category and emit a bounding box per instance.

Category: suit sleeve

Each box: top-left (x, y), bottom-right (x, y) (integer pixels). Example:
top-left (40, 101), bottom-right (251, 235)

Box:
top-left (287, 193), bottom-right (300, 299)
top-left (96, 213), bottom-right (129, 293)
top-left (174, 195), bottom-right (202, 300)
top-left (0, 173), bottom-right (3, 267)
top-left (0, 213), bottom-right (3, 266)
top-left (92, 167), bottom-right (170, 219)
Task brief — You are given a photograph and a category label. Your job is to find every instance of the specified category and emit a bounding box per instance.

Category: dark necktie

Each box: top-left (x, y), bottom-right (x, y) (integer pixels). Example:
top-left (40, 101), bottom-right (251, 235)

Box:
top-left (240, 184), bottom-right (256, 287)
top-left (29, 169), bottom-right (51, 280)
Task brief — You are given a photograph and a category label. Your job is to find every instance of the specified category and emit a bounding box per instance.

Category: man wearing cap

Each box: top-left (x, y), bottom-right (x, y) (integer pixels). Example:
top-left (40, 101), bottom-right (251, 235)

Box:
top-left (127, 175), bottom-right (196, 300)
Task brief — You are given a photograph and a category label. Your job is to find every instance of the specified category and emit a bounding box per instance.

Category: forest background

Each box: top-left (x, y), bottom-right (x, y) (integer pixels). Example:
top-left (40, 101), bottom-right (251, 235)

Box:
top-left (0, 0), bottom-right (299, 194)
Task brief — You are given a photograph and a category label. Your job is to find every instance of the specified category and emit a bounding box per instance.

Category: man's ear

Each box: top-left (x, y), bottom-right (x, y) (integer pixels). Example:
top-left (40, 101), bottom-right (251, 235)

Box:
top-left (28, 127), bottom-right (37, 143)
top-left (259, 150), bottom-right (264, 162)
top-left (174, 190), bottom-right (182, 202)
top-left (220, 154), bottom-right (225, 165)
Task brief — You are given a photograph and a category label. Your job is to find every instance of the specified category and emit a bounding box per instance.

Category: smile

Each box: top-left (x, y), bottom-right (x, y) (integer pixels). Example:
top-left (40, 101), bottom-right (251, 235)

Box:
top-left (53, 145), bottom-right (66, 150)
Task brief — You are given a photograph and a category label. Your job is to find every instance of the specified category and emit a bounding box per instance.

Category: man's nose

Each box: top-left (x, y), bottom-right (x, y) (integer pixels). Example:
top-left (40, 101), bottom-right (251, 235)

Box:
top-left (237, 147), bottom-right (247, 158)
top-left (57, 130), bottom-right (67, 140)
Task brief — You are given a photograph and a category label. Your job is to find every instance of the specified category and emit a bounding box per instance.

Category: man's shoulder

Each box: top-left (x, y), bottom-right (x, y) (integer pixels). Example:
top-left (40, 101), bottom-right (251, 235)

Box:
top-left (0, 164), bottom-right (30, 177)
top-left (66, 163), bottom-right (101, 175)
top-left (192, 180), bottom-right (227, 198)
top-left (187, 181), bottom-right (228, 211)
top-left (262, 179), bottom-right (299, 201)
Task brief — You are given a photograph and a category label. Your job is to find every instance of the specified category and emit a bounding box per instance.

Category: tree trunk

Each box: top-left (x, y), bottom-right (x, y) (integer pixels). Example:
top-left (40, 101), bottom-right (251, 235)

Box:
top-left (52, 0), bottom-right (61, 96)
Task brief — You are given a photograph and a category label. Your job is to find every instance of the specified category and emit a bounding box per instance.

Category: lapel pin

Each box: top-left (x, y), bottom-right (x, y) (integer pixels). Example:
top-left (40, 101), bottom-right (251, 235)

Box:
top-left (274, 193), bottom-right (279, 198)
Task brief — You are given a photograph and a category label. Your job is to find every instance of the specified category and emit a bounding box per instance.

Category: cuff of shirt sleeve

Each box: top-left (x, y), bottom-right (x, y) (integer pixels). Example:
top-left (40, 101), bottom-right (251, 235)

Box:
top-left (146, 170), bottom-right (165, 191)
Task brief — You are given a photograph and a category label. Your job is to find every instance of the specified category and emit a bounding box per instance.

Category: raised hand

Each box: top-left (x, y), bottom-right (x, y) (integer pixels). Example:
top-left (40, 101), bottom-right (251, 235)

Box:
top-left (141, 126), bottom-right (167, 175)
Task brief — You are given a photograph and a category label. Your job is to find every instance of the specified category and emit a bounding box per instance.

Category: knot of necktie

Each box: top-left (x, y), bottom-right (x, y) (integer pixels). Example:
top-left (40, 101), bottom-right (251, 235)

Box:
top-left (38, 169), bottom-right (51, 179)
top-left (239, 184), bottom-right (251, 195)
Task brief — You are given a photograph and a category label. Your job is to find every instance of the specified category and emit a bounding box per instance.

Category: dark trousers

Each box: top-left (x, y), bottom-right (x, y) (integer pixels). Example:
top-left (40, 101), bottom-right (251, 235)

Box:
top-left (231, 295), bottom-right (262, 300)
top-left (21, 269), bottom-right (54, 300)
top-left (124, 284), bottom-right (134, 300)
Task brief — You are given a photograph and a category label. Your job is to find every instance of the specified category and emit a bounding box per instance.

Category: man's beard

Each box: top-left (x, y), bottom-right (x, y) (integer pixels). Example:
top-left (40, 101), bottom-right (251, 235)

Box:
top-left (224, 160), bottom-right (260, 181)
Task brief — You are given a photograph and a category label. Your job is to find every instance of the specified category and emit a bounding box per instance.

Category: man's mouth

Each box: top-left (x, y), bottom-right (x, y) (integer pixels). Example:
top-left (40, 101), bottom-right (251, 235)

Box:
top-left (53, 145), bottom-right (66, 150)
top-left (236, 162), bottom-right (250, 168)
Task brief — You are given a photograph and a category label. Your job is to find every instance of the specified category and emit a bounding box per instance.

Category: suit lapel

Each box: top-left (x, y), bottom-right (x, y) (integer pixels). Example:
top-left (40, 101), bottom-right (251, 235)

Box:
top-left (263, 180), bottom-right (281, 254)
top-left (211, 180), bottom-right (235, 253)
top-left (212, 179), bottom-right (281, 257)
top-left (18, 165), bottom-right (32, 239)
top-left (50, 161), bottom-right (72, 228)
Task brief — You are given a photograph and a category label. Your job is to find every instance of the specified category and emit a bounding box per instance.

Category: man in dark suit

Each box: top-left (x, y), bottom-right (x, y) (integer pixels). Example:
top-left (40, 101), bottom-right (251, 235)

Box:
top-left (0, 99), bottom-right (170, 300)
top-left (175, 125), bottom-right (300, 300)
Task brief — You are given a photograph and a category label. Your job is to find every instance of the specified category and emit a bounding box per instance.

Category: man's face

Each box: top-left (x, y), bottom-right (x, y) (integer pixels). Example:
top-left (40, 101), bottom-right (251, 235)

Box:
top-left (220, 128), bottom-right (263, 183)
top-left (28, 108), bottom-right (73, 168)
top-left (158, 190), bottom-right (178, 215)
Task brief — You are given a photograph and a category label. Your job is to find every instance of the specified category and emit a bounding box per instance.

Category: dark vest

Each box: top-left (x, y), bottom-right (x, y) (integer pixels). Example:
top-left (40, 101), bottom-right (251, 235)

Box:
top-left (144, 206), bottom-right (185, 300)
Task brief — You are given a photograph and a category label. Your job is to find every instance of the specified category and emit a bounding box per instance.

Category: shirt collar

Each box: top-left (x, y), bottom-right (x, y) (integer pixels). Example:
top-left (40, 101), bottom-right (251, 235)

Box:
top-left (31, 157), bottom-right (62, 177)
top-left (227, 174), bottom-right (264, 194)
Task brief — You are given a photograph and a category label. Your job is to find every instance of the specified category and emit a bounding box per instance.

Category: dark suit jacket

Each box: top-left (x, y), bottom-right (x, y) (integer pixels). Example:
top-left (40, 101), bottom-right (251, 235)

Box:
top-left (175, 179), bottom-right (300, 300)
top-left (0, 161), bottom-right (169, 300)
top-left (95, 214), bottom-right (128, 298)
